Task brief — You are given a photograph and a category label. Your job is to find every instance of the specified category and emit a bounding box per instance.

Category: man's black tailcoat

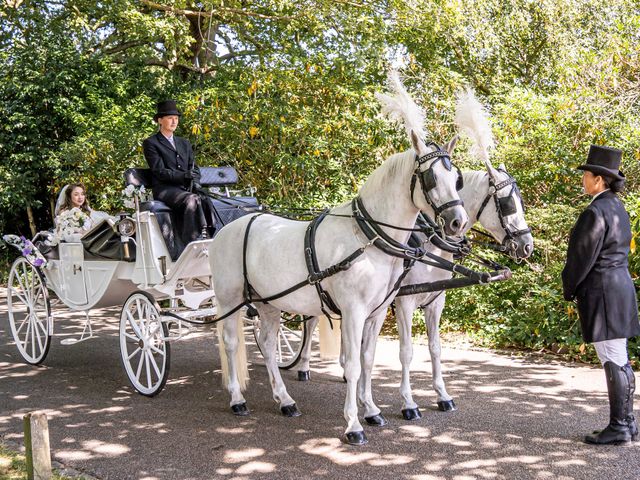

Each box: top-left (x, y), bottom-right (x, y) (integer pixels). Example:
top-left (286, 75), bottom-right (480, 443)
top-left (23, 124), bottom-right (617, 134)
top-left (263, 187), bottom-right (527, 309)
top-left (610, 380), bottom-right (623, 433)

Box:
top-left (143, 132), bottom-right (213, 244)
top-left (562, 190), bottom-right (640, 342)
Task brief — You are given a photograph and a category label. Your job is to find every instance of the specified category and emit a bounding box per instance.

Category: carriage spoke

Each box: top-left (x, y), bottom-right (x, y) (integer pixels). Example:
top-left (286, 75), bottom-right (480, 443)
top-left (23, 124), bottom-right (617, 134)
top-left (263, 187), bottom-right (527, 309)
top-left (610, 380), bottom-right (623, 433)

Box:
top-left (22, 319), bottom-right (32, 347)
top-left (280, 329), bottom-right (296, 356)
top-left (147, 350), bottom-right (162, 379)
top-left (15, 274), bottom-right (29, 302)
top-left (127, 346), bottom-right (142, 361)
top-left (135, 347), bottom-right (145, 380)
top-left (9, 286), bottom-right (28, 305)
top-left (34, 318), bottom-right (45, 353)
top-left (15, 313), bottom-right (29, 335)
top-left (145, 351), bottom-right (152, 388)
top-left (126, 310), bottom-right (144, 339)
top-left (124, 332), bottom-right (139, 342)
top-left (149, 344), bottom-right (165, 356)
top-left (30, 317), bottom-right (36, 358)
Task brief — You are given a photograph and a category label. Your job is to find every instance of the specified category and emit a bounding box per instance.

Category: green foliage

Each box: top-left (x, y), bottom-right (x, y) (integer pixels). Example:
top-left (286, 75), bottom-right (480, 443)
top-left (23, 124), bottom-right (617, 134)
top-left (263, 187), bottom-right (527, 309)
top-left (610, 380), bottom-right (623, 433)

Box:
top-left (1, 0), bottom-right (640, 364)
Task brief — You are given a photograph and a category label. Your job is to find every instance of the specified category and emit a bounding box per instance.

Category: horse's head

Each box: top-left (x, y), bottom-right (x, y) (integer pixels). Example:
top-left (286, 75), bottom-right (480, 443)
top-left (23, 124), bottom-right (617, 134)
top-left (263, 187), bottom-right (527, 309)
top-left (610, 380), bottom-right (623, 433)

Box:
top-left (476, 163), bottom-right (533, 261)
top-left (410, 131), bottom-right (468, 237)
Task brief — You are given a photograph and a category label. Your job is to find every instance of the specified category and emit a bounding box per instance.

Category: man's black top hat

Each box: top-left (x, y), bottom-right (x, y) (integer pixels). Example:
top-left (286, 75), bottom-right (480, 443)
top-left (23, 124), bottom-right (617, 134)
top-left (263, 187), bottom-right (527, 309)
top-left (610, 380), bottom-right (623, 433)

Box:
top-left (577, 144), bottom-right (624, 181)
top-left (154, 100), bottom-right (182, 121)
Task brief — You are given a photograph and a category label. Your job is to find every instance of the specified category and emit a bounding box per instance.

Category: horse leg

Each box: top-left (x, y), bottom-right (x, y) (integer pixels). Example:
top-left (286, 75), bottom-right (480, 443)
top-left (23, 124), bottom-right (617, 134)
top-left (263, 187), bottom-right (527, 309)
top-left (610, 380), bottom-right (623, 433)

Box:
top-left (297, 316), bottom-right (319, 382)
top-left (341, 308), bottom-right (367, 445)
top-left (395, 297), bottom-right (422, 420)
top-left (218, 312), bottom-right (250, 416)
top-left (256, 304), bottom-right (301, 417)
top-left (424, 293), bottom-right (456, 411)
top-left (357, 310), bottom-right (388, 426)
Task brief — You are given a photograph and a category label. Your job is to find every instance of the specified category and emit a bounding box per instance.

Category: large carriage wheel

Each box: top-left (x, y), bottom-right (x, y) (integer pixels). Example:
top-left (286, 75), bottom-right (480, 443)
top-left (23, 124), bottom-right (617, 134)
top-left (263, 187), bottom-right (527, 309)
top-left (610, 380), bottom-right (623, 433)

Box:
top-left (252, 313), bottom-right (307, 370)
top-left (7, 257), bottom-right (52, 365)
top-left (119, 292), bottom-right (170, 396)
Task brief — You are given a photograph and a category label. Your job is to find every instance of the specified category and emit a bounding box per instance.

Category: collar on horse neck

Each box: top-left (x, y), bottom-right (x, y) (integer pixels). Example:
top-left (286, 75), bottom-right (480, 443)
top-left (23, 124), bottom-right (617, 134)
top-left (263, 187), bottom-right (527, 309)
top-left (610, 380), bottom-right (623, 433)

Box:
top-left (352, 197), bottom-right (425, 259)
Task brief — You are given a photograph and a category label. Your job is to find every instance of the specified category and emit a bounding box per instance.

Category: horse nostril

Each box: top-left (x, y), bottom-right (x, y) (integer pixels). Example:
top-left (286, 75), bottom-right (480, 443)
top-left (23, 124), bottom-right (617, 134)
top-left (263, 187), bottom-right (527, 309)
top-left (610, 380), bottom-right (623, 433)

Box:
top-left (450, 219), bottom-right (460, 231)
top-left (524, 243), bottom-right (533, 256)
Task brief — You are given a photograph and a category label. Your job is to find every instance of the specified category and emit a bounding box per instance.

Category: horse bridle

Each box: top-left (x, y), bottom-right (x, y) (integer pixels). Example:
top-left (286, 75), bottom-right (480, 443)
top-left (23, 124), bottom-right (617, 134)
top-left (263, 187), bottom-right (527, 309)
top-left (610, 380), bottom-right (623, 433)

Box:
top-left (476, 169), bottom-right (531, 252)
top-left (410, 142), bottom-right (464, 221)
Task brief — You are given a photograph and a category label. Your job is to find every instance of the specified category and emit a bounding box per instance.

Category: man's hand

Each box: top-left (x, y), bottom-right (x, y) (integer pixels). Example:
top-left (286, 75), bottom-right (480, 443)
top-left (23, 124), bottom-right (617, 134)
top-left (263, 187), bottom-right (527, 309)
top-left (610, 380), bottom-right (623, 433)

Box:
top-left (184, 170), bottom-right (198, 180)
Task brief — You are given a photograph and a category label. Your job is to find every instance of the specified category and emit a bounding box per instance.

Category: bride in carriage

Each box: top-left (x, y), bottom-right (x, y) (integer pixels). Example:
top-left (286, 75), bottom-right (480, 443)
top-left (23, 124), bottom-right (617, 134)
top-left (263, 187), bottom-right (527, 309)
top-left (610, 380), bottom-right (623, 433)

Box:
top-left (52, 182), bottom-right (113, 244)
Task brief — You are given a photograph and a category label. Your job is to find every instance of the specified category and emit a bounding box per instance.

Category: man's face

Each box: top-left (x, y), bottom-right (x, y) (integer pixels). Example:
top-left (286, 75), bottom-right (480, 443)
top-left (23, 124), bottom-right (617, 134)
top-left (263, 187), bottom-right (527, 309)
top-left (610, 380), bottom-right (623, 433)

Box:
top-left (582, 170), bottom-right (603, 195)
top-left (158, 115), bottom-right (179, 134)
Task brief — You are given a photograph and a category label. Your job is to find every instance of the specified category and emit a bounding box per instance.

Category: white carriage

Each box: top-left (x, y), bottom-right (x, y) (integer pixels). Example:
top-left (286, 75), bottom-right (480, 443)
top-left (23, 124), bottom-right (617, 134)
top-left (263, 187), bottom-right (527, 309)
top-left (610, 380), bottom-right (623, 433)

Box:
top-left (4, 167), bottom-right (307, 396)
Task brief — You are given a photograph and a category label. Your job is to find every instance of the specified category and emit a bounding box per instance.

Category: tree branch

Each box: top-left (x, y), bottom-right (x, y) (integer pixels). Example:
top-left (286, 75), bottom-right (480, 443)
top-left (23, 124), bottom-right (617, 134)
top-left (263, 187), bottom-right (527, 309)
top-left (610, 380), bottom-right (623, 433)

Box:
top-left (139, 0), bottom-right (298, 21)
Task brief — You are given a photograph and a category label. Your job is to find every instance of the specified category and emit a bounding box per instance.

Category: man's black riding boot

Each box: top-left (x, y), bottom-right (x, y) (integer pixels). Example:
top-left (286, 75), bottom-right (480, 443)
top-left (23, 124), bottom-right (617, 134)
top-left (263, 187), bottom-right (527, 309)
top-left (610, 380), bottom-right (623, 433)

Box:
top-left (622, 363), bottom-right (638, 440)
top-left (585, 361), bottom-right (635, 445)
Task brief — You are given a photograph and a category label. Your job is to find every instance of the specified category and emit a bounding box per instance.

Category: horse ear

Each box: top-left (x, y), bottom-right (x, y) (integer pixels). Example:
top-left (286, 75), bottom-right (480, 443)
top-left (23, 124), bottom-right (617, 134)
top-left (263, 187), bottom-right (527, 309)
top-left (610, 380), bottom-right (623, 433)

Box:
top-left (410, 129), bottom-right (426, 155)
top-left (498, 162), bottom-right (506, 171)
top-left (443, 135), bottom-right (459, 154)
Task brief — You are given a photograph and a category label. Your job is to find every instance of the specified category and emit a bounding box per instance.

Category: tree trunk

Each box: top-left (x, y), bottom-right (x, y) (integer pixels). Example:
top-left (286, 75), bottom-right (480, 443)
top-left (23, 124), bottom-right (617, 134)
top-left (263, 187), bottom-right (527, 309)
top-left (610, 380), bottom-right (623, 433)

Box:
top-left (27, 205), bottom-right (37, 237)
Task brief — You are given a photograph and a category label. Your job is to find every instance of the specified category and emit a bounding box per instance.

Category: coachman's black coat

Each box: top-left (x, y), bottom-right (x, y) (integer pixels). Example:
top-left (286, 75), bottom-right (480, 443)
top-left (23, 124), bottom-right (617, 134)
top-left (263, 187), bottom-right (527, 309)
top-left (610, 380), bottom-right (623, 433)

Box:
top-left (562, 190), bottom-right (640, 342)
top-left (143, 132), bottom-right (214, 244)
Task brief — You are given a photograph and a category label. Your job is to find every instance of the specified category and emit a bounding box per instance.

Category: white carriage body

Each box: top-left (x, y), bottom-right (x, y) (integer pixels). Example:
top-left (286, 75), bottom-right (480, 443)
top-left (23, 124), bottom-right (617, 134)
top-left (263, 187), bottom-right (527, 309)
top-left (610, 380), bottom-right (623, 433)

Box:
top-left (41, 211), bottom-right (215, 312)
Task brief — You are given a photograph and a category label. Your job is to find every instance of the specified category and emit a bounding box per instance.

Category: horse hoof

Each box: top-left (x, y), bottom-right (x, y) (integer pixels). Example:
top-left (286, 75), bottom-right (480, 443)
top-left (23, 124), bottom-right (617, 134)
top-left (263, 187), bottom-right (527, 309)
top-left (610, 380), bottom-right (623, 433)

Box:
top-left (281, 403), bottom-right (302, 417)
top-left (343, 431), bottom-right (368, 445)
top-left (298, 370), bottom-right (311, 382)
top-left (437, 400), bottom-right (457, 412)
top-left (364, 413), bottom-right (388, 426)
top-left (402, 408), bottom-right (422, 421)
top-left (231, 403), bottom-right (250, 416)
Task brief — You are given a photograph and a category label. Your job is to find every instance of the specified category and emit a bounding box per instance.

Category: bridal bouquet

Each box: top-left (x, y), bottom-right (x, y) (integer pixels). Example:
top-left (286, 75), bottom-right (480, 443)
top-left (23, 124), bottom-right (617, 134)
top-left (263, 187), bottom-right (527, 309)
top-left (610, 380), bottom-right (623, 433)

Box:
top-left (50, 207), bottom-right (92, 244)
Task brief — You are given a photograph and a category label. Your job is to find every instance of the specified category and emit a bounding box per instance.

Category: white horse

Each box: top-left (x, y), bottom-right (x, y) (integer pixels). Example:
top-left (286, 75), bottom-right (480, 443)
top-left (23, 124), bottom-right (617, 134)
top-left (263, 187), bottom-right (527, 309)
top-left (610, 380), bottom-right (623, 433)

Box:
top-left (297, 165), bottom-right (533, 410)
top-left (209, 75), bottom-right (469, 445)
top-left (296, 89), bottom-right (534, 420)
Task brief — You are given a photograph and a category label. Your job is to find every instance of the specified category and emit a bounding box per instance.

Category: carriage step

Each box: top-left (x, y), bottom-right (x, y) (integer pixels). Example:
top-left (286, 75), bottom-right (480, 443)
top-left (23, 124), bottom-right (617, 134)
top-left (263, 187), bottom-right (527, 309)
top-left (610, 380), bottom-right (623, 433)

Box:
top-left (60, 335), bottom-right (97, 346)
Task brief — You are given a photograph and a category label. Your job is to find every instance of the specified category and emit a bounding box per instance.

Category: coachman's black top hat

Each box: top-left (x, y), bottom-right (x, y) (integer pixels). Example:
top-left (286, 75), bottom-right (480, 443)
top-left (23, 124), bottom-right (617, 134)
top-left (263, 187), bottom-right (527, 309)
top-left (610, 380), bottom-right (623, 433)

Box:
top-left (577, 144), bottom-right (625, 181)
top-left (154, 100), bottom-right (182, 121)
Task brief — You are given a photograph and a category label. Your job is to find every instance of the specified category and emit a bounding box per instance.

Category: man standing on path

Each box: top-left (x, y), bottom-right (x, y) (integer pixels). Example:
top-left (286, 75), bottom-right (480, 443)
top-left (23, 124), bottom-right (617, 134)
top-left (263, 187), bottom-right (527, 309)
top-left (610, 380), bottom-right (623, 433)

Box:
top-left (562, 144), bottom-right (640, 445)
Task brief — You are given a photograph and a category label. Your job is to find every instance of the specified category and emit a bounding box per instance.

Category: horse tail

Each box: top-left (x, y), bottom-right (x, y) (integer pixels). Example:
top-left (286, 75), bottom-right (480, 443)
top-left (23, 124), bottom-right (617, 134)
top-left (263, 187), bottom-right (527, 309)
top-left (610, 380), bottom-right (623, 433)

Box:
top-left (217, 314), bottom-right (250, 392)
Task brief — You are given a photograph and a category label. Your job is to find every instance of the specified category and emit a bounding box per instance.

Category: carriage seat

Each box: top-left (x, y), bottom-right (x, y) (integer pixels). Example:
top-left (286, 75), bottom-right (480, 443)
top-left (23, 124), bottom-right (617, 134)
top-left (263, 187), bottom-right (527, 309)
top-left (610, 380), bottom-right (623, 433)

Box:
top-left (123, 166), bottom-right (255, 261)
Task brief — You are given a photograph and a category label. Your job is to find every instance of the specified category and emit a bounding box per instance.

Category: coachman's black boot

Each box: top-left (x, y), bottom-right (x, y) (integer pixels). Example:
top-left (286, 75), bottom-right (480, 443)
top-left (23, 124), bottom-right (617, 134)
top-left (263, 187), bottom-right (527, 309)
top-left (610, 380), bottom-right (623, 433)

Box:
top-left (585, 361), bottom-right (638, 445)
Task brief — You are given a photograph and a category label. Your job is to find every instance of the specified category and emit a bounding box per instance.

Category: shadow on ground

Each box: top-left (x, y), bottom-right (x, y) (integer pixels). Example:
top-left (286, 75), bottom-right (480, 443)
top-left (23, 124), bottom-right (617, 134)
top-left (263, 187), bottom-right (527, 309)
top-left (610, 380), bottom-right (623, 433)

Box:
top-left (1, 299), bottom-right (639, 480)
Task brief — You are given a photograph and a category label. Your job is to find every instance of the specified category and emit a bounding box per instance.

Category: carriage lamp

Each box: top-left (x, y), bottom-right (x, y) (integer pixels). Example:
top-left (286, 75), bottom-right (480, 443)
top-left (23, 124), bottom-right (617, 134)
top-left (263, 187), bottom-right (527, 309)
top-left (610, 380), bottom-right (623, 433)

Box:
top-left (118, 218), bottom-right (136, 237)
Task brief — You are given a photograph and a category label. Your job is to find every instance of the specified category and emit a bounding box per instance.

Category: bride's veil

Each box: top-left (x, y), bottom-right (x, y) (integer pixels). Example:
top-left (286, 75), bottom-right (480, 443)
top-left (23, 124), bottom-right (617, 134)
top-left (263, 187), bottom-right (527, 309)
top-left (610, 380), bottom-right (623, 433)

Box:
top-left (54, 185), bottom-right (69, 216)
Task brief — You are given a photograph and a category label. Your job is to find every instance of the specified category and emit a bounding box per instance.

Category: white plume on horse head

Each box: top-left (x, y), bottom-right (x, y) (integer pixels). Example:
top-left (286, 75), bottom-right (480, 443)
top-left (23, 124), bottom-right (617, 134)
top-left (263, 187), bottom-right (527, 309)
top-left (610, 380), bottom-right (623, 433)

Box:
top-left (375, 70), bottom-right (427, 142)
top-left (454, 88), bottom-right (495, 170)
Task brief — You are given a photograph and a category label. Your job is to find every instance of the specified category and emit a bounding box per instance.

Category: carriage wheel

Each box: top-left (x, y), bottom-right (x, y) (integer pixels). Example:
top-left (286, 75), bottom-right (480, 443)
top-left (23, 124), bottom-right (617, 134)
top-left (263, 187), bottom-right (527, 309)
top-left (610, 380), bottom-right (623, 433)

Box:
top-left (119, 292), bottom-right (170, 396)
top-left (6, 257), bottom-right (52, 365)
top-left (252, 313), bottom-right (307, 370)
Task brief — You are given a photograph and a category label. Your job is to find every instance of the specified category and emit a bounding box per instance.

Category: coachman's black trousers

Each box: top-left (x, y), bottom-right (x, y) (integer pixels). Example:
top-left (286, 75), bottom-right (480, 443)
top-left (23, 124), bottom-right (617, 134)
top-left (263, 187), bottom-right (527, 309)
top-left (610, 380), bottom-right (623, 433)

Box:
top-left (153, 186), bottom-right (215, 245)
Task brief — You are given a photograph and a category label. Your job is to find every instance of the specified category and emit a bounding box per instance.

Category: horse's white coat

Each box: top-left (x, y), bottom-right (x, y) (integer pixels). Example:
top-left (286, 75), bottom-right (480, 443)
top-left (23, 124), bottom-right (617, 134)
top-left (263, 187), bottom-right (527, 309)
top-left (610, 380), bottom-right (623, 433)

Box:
top-left (209, 139), bottom-right (468, 439)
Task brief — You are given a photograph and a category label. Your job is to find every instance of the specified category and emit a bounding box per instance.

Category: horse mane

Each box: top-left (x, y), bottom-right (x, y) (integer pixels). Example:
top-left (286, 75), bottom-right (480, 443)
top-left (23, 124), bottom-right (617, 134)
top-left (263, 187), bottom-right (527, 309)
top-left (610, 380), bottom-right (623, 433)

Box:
top-left (375, 70), bottom-right (427, 140)
top-left (454, 88), bottom-right (494, 165)
top-left (359, 149), bottom-right (414, 197)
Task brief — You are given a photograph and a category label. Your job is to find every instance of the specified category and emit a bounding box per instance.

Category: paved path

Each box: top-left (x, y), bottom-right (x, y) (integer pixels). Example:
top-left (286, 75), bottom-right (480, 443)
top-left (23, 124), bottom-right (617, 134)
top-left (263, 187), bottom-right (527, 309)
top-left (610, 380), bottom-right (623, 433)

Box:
top-left (1, 292), bottom-right (640, 479)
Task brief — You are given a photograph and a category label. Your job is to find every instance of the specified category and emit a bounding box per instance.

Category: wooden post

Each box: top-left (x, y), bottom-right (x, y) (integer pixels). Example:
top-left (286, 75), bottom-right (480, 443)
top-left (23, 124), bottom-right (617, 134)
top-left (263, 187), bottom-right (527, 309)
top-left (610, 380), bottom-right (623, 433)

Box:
top-left (24, 412), bottom-right (52, 480)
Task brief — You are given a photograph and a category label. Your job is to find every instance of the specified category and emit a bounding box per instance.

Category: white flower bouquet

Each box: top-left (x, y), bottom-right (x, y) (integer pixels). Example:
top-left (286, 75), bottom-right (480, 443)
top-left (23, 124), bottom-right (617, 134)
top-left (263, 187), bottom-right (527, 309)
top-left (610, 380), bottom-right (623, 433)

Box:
top-left (50, 207), bottom-right (92, 244)
top-left (121, 184), bottom-right (151, 209)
